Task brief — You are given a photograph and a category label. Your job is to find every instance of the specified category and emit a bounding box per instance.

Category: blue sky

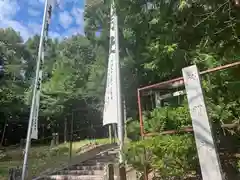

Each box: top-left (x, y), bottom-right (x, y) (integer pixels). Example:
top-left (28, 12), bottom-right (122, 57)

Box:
top-left (0, 0), bottom-right (85, 41)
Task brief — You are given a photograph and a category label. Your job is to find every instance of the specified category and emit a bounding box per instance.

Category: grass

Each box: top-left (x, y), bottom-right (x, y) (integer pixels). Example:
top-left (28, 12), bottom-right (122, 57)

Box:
top-left (0, 138), bottom-right (109, 180)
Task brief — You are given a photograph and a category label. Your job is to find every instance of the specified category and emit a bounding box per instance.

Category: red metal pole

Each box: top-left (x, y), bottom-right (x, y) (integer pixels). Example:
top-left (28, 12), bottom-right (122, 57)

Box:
top-left (137, 89), bottom-right (145, 137)
top-left (144, 123), bottom-right (238, 137)
top-left (138, 61), bottom-right (240, 91)
top-left (200, 61), bottom-right (240, 75)
top-left (138, 76), bottom-right (183, 91)
top-left (138, 89), bottom-right (149, 180)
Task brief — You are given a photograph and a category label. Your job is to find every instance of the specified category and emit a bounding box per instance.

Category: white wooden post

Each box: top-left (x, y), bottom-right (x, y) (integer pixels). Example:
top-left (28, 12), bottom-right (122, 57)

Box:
top-left (182, 65), bottom-right (224, 180)
top-left (155, 92), bottom-right (162, 107)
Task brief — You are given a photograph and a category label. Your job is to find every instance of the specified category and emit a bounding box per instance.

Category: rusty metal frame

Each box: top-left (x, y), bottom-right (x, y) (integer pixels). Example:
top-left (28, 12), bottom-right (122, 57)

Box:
top-left (137, 61), bottom-right (240, 137)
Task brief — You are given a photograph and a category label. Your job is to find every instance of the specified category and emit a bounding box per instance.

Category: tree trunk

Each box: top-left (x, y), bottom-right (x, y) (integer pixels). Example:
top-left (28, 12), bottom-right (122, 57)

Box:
top-left (109, 125), bottom-right (113, 143)
top-left (123, 100), bottom-right (128, 140)
top-left (64, 118), bottom-right (67, 143)
top-left (41, 124), bottom-right (45, 143)
top-left (0, 121), bottom-right (7, 146)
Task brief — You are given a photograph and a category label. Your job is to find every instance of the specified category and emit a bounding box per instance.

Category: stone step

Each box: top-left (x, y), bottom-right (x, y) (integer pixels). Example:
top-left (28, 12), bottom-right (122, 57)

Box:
top-left (68, 165), bottom-right (104, 171)
top-left (56, 170), bottom-right (104, 176)
top-left (94, 154), bottom-right (117, 159)
top-left (33, 147), bottom-right (120, 180)
top-left (97, 152), bottom-right (118, 158)
top-left (48, 175), bottom-right (103, 180)
top-left (94, 154), bottom-right (117, 161)
top-left (84, 158), bottom-right (116, 164)
top-left (84, 155), bottom-right (116, 160)
top-left (78, 163), bottom-right (104, 168)
top-left (102, 151), bottom-right (118, 156)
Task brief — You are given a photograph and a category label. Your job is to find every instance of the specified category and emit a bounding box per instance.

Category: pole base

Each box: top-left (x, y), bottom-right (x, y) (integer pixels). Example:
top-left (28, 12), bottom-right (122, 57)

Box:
top-left (107, 163), bottom-right (114, 180)
top-left (119, 164), bottom-right (127, 180)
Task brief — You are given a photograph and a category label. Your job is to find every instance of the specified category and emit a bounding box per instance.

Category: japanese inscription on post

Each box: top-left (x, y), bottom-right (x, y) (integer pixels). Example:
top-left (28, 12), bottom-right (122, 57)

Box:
top-left (182, 65), bottom-right (223, 180)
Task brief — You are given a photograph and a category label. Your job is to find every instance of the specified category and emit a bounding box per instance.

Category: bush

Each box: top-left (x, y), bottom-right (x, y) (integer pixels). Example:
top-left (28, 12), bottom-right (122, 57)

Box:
top-left (0, 151), bottom-right (12, 162)
top-left (126, 118), bottom-right (141, 141)
top-left (126, 105), bottom-right (191, 141)
top-left (49, 146), bottom-right (69, 156)
top-left (124, 135), bottom-right (198, 178)
top-left (144, 105), bottom-right (191, 133)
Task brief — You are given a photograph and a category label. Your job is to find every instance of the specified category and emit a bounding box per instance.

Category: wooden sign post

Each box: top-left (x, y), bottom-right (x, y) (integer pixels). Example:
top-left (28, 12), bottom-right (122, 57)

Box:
top-left (182, 65), bottom-right (224, 180)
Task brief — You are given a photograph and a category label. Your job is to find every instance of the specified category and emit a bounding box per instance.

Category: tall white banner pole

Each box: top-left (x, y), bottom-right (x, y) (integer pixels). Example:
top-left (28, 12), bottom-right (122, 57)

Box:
top-left (103, 1), bottom-right (118, 126)
top-left (182, 65), bottom-right (224, 180)
top-left (21, 0), bottom-right (51, 179)
top-left (102, 0), bottom-right (124, 165)
top-left (113, 0), bottom-right (124, 164)
top-left (31, 0), bottom-right (53, 140)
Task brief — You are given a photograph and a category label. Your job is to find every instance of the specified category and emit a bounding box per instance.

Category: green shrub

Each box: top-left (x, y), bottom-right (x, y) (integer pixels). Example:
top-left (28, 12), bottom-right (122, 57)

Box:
top-left (144, 105), bottom-right (191, 133)
top-left (126, 118), bottom-right (141, 141)
top-left (0, 151), bottom-right (12, 162)
top-left (124, 135), bottom-right (198, 178)
top-left (49, 146), bottom-right (69, 156)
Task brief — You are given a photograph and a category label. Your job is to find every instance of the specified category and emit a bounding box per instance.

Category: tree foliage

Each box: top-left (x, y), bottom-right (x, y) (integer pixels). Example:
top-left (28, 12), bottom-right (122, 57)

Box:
top-left (0, 0), bottom-right (240, 178)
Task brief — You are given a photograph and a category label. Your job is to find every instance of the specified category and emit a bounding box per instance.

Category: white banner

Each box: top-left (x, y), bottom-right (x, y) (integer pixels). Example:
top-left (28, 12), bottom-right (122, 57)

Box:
top-left (31, 71), bottom-right (41, 140)
top-left (103, 2), bottom-right (118, 126)
top-left (31, 90), bottom-right (39, 139)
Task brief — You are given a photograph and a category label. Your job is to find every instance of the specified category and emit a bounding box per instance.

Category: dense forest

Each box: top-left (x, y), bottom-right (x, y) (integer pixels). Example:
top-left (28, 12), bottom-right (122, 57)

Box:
top-left (0, 29), bottom-right (108, 145)
top-left (0, 0), bottom-right (240, 179)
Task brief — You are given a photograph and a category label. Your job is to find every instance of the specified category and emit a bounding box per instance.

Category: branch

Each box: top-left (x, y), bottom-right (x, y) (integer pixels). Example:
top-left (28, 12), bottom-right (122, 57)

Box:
top-left (193, 1), bottom-right (228, 28)
top-left (145, 123), bottom-right (239, 137)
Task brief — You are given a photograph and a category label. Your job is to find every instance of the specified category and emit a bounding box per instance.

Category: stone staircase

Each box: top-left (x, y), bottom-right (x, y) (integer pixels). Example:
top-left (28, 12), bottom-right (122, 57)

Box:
top-left (41, 148), bottom-right (118, 180)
